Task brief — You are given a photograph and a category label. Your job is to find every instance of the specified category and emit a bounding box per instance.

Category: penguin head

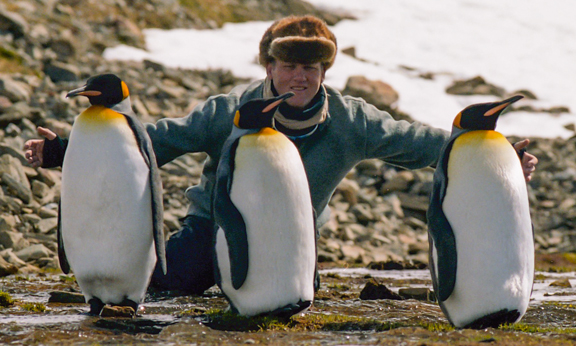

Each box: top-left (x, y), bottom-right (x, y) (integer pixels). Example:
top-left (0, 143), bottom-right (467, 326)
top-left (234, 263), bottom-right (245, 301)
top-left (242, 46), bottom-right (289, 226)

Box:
top-left (66, 74), bottom-right (129, 107)
top-left (234, 92), bottom-right (294, 129)
top-left (453, 95), bottom-right (524, 131)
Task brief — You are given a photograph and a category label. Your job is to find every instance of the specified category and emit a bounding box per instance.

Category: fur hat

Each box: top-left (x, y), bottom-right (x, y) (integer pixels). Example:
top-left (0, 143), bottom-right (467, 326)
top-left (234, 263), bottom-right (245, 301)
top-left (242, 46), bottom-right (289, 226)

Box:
top-left (259, 15), bottom-right (337, 70)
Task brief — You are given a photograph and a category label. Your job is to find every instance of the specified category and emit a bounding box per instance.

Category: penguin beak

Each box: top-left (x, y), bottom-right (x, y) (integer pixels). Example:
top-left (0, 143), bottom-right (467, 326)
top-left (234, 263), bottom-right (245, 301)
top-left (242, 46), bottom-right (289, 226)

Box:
top-left (66, 86), bottom-right (102, 98)
top-left (484, 95), bottom-right (524, 117)
top-left (262, 92), bottom-right (295, 113)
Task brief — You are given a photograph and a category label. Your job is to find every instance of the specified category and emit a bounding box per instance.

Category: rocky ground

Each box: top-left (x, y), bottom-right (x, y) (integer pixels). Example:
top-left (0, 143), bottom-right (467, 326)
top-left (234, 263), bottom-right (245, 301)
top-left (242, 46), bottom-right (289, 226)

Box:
top-left (1, 0), bottom-right (576, 280)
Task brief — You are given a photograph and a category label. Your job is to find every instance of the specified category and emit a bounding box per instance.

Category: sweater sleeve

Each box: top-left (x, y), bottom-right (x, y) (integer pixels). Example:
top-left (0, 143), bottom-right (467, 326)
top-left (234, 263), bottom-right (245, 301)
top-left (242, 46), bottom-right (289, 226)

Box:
top-left (145, 94), bottom-right (240, 167)
top-left (42, 136), bottom-right (68, 168)
top-left (361, 101), bottom-right (450, 169)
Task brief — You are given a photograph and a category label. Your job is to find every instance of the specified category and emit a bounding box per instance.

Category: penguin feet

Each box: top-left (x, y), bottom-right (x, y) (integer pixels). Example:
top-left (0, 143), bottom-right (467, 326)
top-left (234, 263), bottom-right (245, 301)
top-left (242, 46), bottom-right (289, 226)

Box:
top-left (259, 300), bottom-right (313, 319)
top-left (463, 309), bottom-right (521, 329)
top-left (88, 297), bottom-right (105, 316)
top-left (87, 297), bottom-right (139, 317)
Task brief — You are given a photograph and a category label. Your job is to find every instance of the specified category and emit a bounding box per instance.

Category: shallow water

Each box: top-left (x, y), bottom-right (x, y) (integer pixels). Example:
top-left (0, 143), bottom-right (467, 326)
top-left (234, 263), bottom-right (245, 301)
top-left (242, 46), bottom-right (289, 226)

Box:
top-left (1, 269), bottom-right (575, 345)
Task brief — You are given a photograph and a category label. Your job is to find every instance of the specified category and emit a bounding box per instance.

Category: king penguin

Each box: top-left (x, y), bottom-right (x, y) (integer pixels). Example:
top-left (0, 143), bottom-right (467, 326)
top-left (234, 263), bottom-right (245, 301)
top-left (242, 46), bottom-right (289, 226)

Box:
top-left (213, 92), bottom-right (317, 317)
top-left (59, 74), bottom-right (166, 316)
top-left (427, 95), bottom-right (534, 329)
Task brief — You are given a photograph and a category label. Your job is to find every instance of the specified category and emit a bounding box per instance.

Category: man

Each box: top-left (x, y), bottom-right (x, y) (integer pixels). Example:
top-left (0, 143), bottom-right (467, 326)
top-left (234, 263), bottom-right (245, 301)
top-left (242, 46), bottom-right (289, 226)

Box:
top-left (25, 15), bottom-right (538, 293)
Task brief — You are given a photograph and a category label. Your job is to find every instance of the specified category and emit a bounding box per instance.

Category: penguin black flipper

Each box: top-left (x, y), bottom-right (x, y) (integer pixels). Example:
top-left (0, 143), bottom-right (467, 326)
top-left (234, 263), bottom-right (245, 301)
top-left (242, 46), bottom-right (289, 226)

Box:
top-left (122, 111), bottom-right (167, 275)
top-left (214, 135), bottom-right (249, 290)
top-left (56, 200), bottom-right (71, 274)
top-left (427, 137), bottom-right (458, 302)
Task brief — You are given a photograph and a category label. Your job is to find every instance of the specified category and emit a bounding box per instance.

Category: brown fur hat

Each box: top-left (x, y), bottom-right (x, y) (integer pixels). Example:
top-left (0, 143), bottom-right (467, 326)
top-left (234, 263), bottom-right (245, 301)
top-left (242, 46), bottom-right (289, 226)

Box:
top-left (259, 15), bottom-right (337, 70)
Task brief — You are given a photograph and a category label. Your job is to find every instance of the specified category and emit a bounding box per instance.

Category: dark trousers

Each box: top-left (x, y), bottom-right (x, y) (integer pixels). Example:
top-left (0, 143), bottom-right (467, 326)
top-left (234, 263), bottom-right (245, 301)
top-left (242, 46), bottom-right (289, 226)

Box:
top-left (150, 215), bottom-right (216, 294)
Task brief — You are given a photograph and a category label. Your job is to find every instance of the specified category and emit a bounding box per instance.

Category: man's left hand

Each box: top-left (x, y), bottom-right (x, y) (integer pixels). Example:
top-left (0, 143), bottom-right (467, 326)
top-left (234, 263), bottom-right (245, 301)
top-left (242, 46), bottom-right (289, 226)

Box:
top-left (514, 139), bottom-right (538, 183)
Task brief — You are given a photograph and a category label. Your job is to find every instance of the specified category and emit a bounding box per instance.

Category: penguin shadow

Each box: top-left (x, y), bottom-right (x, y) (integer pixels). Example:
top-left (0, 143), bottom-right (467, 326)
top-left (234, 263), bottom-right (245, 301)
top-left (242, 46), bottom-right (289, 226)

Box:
top-left (88, 316), bottom-right (176, 335)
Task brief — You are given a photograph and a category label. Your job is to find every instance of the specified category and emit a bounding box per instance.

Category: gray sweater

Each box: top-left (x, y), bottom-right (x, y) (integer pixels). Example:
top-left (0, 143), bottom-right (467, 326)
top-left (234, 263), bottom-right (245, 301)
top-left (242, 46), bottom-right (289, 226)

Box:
top-left (145, 79), bottom-right (450, 226)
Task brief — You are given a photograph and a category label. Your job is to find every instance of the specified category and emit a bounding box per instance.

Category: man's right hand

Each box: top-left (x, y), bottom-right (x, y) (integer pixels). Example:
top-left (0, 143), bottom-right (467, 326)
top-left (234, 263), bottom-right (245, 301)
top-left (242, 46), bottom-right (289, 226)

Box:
top-left (24, 127), bottom-right (57, 168)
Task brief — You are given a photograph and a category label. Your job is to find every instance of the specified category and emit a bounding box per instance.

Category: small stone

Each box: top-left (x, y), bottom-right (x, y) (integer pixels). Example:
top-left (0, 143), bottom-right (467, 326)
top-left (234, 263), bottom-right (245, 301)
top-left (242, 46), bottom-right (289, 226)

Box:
top-left (398, 287), bottom-right (435, 301)
top-left (549, 279), bottom-right (572, 288)
top-left (48, 291), bottom-right (86, 304)
top-left (100, 305), bottom-right (136, 318)
top-left (359, 279), bottom-right (404, 300)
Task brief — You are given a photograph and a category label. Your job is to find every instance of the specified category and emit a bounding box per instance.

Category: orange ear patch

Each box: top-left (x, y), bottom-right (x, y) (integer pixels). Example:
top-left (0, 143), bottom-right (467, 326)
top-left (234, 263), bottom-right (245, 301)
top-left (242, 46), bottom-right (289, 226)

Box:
top-left (121, 81), bottom-right (130, 99)
top-left (453, 112), bottom-right (462, 128)
top-left (484, 102), bottom-right (509, 117)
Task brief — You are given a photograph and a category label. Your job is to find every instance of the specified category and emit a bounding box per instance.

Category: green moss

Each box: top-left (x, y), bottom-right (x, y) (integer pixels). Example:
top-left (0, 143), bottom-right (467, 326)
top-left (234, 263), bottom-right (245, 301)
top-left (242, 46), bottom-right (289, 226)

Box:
top-left (59, 275), bottom-right (76, 283)
top-left (0, 291), bottom-right (14, 308)
top-left (499, 323), bottom-right (576, 334)
top-left (0, 46), bottom-right (22, 62)
top-left (21, 303), bottom-right (46, 313)
top-left (546, 266), bottom-right (575, 273)
top-left (327, 283), bottom-right (351, 290)
top-left (293, 313), bottom-right (402, 332)
top-left (202, 309), bottom-right (292, 332)
top-left (534, 273), bottom-right (548, 281)
top-left (542, 301), bottom-right (576, 309)
top-left (562, 253), bottom-right (576, 264)
top-left (419, 322), bottom-right (455, 332)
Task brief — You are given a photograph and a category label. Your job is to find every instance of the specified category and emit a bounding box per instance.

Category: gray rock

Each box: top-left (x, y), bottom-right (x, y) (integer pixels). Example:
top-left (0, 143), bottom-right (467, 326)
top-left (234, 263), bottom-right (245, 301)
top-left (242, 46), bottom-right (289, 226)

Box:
top-left (0, 75), bottom-right (32, 102)
top-left (14, 243), bottom-right (54, 262)
top-left (446, 76), bottom-right (506, 97)
top-left (0, 95), bottom-right (12, 111)
top-left (0, 255), bottom-right (18, 277)
top-left (36, 217), bottom-right (58, 234)
top-left (0, 214), bottom-right (16, 232)
top-left (44, 61), bottom-right (80, 83)
top-left (1, 248), bottom-right (27, 267)
top-left (31, 180), bottom-right (52, 200)
top-left (0, 230), bottom-right (30, 251)
top-left (1, 172), bottom-right (32, 204)
top-left (48, 291), bottom-right (86, 304)
top-left (359, 279), bottom-right (404, 300)
top-left (342, 75), bottom-right (399, 113)
top-left (0, 196), bottom-right (23, 213)
top-left (38, 206), bottom-right (58, 219)
top-left (0, 144), bottom-right (29, 166)
top-left (0, 9), bottom-right (29, 38)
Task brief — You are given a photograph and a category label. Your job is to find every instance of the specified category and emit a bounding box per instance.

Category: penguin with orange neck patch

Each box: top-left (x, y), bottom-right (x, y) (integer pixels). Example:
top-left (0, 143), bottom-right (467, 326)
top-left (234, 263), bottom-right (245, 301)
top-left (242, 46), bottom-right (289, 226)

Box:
top-left (59, 74), bottom-right (166, 316)
top-left (427, 95), bottom-right (534, 329)
top-left (213, 92), bottom-right (317, 317)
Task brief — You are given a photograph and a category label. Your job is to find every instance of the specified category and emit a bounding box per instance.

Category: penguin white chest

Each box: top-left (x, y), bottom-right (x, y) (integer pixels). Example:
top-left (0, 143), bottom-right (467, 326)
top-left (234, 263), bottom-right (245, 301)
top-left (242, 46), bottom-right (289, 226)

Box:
top-left (441, 131), bottom-right (534, 326)
top-left (60, 109), bottom-right (155, 304)
top-left (216, 129), bottom-right (316, 316)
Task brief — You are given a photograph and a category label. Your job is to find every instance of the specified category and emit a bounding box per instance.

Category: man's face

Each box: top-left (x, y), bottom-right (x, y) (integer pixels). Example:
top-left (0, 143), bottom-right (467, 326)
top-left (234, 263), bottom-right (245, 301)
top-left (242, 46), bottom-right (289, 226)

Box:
top-left (266, 60), bottom-right (325, 109)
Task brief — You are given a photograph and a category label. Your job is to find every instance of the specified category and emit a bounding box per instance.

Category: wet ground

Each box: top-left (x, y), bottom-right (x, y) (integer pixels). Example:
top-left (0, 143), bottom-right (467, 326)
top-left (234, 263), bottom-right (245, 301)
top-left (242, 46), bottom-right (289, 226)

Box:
top-left (2, 265), bottom-right (576, 345)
